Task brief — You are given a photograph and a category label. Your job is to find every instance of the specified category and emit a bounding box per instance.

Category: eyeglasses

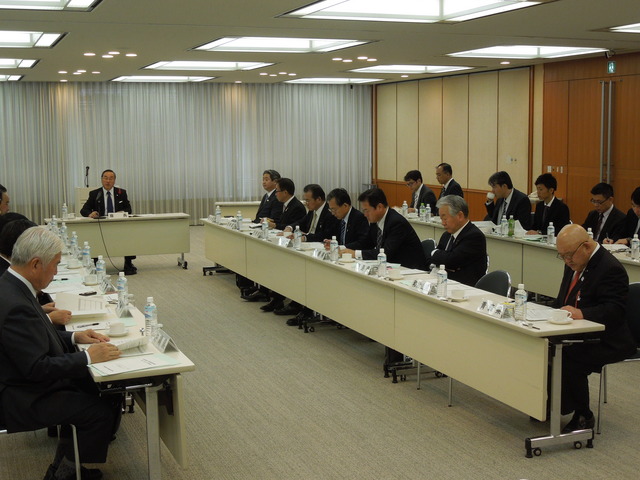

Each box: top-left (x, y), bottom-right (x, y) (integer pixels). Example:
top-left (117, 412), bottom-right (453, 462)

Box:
top-left (556, 241), bottom-right (586, 261)
top-left (275, 189), bottom-right (283, 193)
top-left (405, 181), bottom-right (416, 188)
top-left (590, 198), bottom-right (610, 205)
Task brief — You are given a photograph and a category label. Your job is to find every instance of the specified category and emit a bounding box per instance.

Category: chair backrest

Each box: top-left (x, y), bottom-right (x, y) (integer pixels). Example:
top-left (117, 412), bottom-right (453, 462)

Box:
top-left (625, 283), bottom-right (640, 346)
top-left (475, 270), bottom-right (512, 297)
top-left (421, 238), bottom-right (435, 264)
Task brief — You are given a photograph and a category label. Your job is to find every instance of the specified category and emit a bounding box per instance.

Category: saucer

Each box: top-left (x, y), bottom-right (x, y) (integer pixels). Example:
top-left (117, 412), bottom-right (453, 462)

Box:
top-left (448, 295), bottom-right (469, 302)
top-left (67, 264), bottom-right (83, 269)
top-left (107, 328), bottom-right (129, 337)
top-left (547, 318), bottom-right (572, 325)
top-left (340, 257), bottom-right (355, 263)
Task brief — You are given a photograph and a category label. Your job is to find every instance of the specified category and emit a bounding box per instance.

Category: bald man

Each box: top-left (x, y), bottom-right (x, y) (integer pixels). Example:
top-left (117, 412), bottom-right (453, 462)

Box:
top-left (553, 224), bottom-right (635, 433)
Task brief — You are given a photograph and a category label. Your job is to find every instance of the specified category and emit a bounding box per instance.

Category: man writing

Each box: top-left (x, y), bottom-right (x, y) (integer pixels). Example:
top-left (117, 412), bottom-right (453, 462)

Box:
top-left (403, 170), bottom-right (436, 214)
top-left (581, 182), bottom-right (625, 244)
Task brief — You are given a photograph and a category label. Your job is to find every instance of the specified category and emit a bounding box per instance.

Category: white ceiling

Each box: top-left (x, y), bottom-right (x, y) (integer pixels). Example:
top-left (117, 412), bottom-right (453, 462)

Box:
top-left (2, 0), bottom-right (640, 83)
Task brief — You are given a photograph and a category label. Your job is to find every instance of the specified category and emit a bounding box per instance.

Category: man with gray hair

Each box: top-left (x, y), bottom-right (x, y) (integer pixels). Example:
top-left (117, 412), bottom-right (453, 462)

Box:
top-left (0, 227), bottom-right (121, 480)
top-left (428, 195), bottom-right (487, 286)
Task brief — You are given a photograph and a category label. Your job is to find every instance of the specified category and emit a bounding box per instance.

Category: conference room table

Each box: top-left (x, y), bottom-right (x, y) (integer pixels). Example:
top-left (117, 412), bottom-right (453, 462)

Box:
top-left (202, 219), bottom-right (605, 456)
top-left (48, 269), bottom-right (195, 480)
top-left (408, 218), bottom-right (640, 297)
top-left (45, 213), bottom-right (191, 268)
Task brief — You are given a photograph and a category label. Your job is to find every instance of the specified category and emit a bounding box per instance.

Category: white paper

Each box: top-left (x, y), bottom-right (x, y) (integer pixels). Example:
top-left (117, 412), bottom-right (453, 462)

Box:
top-left (89, 353), bottom-right (179, 376)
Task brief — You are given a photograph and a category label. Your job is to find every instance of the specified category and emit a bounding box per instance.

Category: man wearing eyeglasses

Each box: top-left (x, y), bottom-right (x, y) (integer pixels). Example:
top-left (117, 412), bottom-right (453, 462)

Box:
top-left (581, 182), bottom-right (626, 244)
top-left (606, 187), bottom-right (640, 246)
top-left (402, 170), bottom-right (436, 214)
top-left (552, 224), bottom-right (635, 434)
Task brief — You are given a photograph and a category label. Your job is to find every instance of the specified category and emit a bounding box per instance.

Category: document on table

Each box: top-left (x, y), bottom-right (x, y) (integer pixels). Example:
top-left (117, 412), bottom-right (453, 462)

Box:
top-left (526, 303), bottom-right (553, 322)
top-left (55, 292), bottom-right (108, 317)
top-left (89, 353), bottom-right (179, 376)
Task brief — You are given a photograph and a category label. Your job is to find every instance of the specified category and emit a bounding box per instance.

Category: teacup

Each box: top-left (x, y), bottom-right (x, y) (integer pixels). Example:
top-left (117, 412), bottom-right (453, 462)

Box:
top-left (450, 289), bottom-right (466, 300)
top-left (551, 309), bottom-right (573, 323)
top-left (341, 253), bottom-right (353, 261)
top-left (108, 321), bottom-right (125, 335)
top-left (388, 269), bottom-right (403, 280)
top-left (486, 192), bottom-right (495, 200)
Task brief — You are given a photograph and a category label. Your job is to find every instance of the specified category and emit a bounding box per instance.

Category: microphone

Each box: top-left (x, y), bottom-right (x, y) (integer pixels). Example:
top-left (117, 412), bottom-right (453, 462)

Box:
top-left (85, 166), bottom-right (90, 188)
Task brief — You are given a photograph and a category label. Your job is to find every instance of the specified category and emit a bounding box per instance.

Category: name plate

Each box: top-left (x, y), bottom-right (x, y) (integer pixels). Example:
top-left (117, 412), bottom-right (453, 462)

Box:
top-left (107, 212), bottom-right (128, 219)
top-left (312, 249), bottom-right (329, 260)
top-left (152, 328), bottom-right (179, 353)
top-left (477, 299), bottom-right (512, 319)
top-left (100, 276), bottom-right (116, 294)
top-left (115, 296), bottom-right (132, 318)
top-left (411, 279), bottom-right (436, 296)
top-left (277, 237), bottom-right (291, 247)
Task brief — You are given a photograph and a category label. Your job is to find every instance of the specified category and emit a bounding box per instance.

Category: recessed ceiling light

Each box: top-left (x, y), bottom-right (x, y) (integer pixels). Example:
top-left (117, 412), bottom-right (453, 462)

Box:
top-left (609, 23), bottom-right (640, 34)
top-left (235, 81), bottom-right (242, 84)
top-left (342, 59), bottom-right (353, 63)
top-left (0, 30), bottom-right (64, 48)
top-left (77, 69), bottom-right (86, 73)
top-left (112, 75), bottom-right (213, 83)
top-left (102, 54), bottom-right (113, 58)
top-left (288, 73), bottom-right (296, 76)
top-left (279, 71), bottom-right (287, 75)
top-left (145, 61), bottom-right (273, 71)
top-left (108, 51), bottom-right (120, 55)
top-left (269, 74), bottom-right (277, 77)
top-left (84, 52), bottom-right (95, 57)
top-left (367, 58), bottom-right (377, 62)
top-left (0, 74), bottom-right (22, 81)
top-left (351, 64), bottom-right (472, 74)
top-left (500, 61), bottom-right (511, 65)
top-left (92, 71), bottom-right (100, 74)
top-left (259, 72), bottom-right (268, 76)
top-left (284, 0), bottom-right (547, 23)
top-left (0, 0), bottom-right (98, 11)
top-left (73, 72), bottom-right (81, 75)
top-left (401, 75), bottom-right (409, 78)
top-left (58, 70), bottom-right (67, 74)
top-left (60, 79), bottom-right (67, 82)
top-left (0, 58), bottom-right (37, 68)
top-left (194, 36), bottom-right (369, 53)
top-left (285, 77), bottom-right (383, 84)
top-left (125, 53), bottom-right (137, 57)
top-left (448, 45), bottom-right (607, 59)
top-left (358, 56), bottom-right (368, 60)
top-left (332, 57), bottom-right (342, 61)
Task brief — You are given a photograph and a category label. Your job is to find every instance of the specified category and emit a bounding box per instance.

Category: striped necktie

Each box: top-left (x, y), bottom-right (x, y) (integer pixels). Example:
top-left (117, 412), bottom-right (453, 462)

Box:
top-left (376, 225), bottom-right (383, 248)
top-left (340, 220), bottom-right (346, 244)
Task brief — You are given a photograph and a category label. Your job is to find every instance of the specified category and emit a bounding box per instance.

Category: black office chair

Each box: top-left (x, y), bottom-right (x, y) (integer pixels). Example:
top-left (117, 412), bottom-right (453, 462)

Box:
top-left (596, 282), bottom-right (640, 433)
top-left (474, 270), bottom-right (512, 297)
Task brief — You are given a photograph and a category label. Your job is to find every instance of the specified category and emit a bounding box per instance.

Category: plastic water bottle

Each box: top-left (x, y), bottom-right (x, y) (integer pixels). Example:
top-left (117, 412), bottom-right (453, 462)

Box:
top-left (96, 255), bottom-right (106, 282)
top-left (514, 284), bottom-right (527, 322)
top-left (425, 204), bottom-right (432, 222)
top-left (631, 234), bottom-right (640, 261)
top-left (546, 222), bottom-right (555, 245)
top-left (70, 231), bottom-right (79, 259)
top-left (377, 248), bottom-right (387, 278)
top-left (61, 202), bottom-right (68, 220)
top-left (144, 297), bottom-right (158, 338)
top-left (215, 205), bottom-right (222, 224)
top-left (436, 264), bottom-right (448, 299)
top-left (401, 200), bottom-right (408, 217)
top-left (500, 215), bottom-right (508, 236)
top-left (293, 226), bottom-right (302, 250)
top-left (59, 221), bottom-right (67, 240)
top-left (508, 215), bottom-right (515, 237)
top-left (50, 215), bottom-right (58, 232)
top-left (329, 235), bottom-right (339, 262)
top-left (587, 227), bottom-right (593, 239)
top-left (261, 217), bottom-right (269, 238)
top-left (81, 241), bottom-right (91, 268)
top-left (235, 210), bottom-right (243, 230)
top-left (116, 271), bottom-right (128, 305)
top-left (419, 203), bottom-right (426, 221)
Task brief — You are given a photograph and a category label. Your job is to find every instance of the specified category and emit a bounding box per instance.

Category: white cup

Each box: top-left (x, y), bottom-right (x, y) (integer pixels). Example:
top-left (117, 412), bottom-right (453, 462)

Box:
top-left (109, 321), bottom-right (125, 335)
top-left (67, 212), bottom-right (75, 219)
top-left (84, 273), bottom-right (98, 285)
top-left (551, 309), bottom-right (573, 323)
top-left (450, 289), bottom-right (465, 300)
top-left (388, 269), bottom-right (403, 280)
top-left (341, 253), bottom-right (353, 261)
top-left (486, 192), bottom-right (495, 200)
top-left (68, 258), bottom-right (81, 268)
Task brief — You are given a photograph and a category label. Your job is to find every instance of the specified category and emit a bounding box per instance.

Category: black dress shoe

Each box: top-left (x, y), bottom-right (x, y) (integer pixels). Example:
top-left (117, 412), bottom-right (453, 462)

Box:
top-left (260, 300), bottom-right (284, 312)
top-left (242, 289), bottom-right (270, 302)
top-left (241, 286), bottom-right (258, 297)
top-left (561, 412), bottom-right (595, 434)
top-left (123, 266), bottom-right (137, 276)
top-left (274, 304), bottom-right (302, 316)
top-left (52, 466), bottom-right (103, 480)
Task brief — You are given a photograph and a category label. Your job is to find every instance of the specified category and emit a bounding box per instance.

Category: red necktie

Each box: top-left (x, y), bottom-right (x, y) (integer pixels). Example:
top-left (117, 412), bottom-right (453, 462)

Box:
top-left (564, 271), bottom-right (581, 304)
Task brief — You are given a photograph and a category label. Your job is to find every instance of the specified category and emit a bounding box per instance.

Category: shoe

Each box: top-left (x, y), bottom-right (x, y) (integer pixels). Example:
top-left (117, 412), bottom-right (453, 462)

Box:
top-left (274, 304), bottom-right (302, 316)
top-left (287, 310), bottom-right (313, 326)
top-left (241, 286), bottom-right (258, 297)
top-left (260, 300), bottom-right (284, 312)
top-left (123, 262), bottom-right (137, 275)
top-left (53, 466), bottom-right (103, 480)
top-left (242, 290), bottom-right (270, 302)
top-left (561, 412), bottom-right (595, 434)
top-left (286, 317), bottom-right (301, 326)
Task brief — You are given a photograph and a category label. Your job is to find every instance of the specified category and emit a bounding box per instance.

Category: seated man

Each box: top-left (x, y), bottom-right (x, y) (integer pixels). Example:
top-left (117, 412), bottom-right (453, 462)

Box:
top-left (282, 184), bottom-right (338, 243)
top-left (428, 195), bottom-right (487, 286)
top-left (609, 187), bottom-right (640, 245)
top-left (528, 173), bottom-right (571, 234)
top-left (0, 183), bottom-right (9, 215)
top-left (581, 182), bottom-right (626, 244)
top-left (325, 188), bottom-right (370, 248)
top-left (553, 224), bottom-right (635, 433)
top-left (485, 170), bottom-right (532, 230)
top-left (343, 188), bottom-right (428, 270)
top-left (80, 169), bottom-right (137, 275)
top-left (403, 170), bottom-right (436, 214)
top-left (253, 169), bottom-right (283, 224)
top-left (0, 227), bottom-right (122, 480)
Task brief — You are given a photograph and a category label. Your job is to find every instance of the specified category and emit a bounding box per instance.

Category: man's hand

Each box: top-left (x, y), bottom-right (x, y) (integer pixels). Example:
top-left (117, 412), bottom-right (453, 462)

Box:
top-left (341, 248), bottom-right (355, 257)
top-left (603, 238), bottom-right (614, 244)
top-left (615, 238), bottom-right (630, 245)
top-left (75, 329), bottom-right (110, 344)
top-left (89, 211), bottom-right (100, 219)
top-left (87, 343), bottom-right (121, 364)
top-left (49, 309), bottom-right (72, 326)
top-left (41, 302), bottom-right (57, 314)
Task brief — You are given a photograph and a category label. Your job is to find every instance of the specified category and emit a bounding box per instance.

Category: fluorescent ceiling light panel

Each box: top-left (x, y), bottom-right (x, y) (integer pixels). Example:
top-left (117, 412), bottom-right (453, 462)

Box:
top-left (285, 77), bottom-right (382, 84)
top-left (285, 0), bottom-right (545, 23)
top-left (194, 36), bottom-right (367, 53)
top-left (0, 30), bottom-right (64, 48)
top-left (0, 74), bottom-right (22, 81)
top-left (350, 64), bottom-right (472, 74)
top-left (0, 58), bottom-right (37, 68)
top-left (610, 23), bottom-right (640, 34)
top-left (448, 45), bottom-right (607, 59)
top-left (146, 61), bottom-right (273, 71)
top-left (0, 0), bottom-right (98, 10)
top-left (112, 76), bottom-right (213, 83)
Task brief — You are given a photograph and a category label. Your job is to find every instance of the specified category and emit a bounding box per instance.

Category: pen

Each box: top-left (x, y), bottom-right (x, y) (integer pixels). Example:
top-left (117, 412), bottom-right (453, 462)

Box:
top-left (58, 278), bottom-right (69, 281)
top-left (76, 322), bottom-right (99, 328)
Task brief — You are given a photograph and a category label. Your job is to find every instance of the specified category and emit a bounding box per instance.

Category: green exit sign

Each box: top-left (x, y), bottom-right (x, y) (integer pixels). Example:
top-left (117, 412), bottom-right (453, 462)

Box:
top-left (607, 61), bottom-right (616, 74)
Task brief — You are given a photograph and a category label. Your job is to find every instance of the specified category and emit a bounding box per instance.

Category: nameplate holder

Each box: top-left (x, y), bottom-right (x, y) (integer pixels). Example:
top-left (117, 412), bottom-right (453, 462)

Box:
top-left (277, 237), bottom-right (290, 247)
top-left (312, 249), bottom-right (329, 260)
top-left (477, 299), bottom-right (510, 319)
top-left (108, 212), bottom-right (128, 219)
top-left (354, 261), bottom-right (371, 275)
top-left (100, 276), bottom-right (117, 294)
top-left (115, 299), bottom-right (132, 318)
top-left (152, 329), bottom-right (179, 353)
top-left (411, 279), bottom-right (436, 296)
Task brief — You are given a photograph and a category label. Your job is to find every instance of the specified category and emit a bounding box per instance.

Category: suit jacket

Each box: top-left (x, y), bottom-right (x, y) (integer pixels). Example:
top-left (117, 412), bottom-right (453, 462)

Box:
top-left (581, 207), bottom-right (626, 243)
top-left (329, 207), bottom-right (370, 249)
top-left (485, 188), bottom-right (532, 230)
top-left (0, 256), bottom-right (8, 276)
top-left (410, 185), bottom-right (437, 212)
top-left (353, 208), bottom-right (428, 270)
top-left (289, 203), bottom-right (339, 243)
top-left (612, 208), bottom-right (640, 243)
top-left (275, 197), bottom-right (306, 231)
top-left (430, 222), bottom-right (487, 286)
top-left (439, 179), bottom-right (464, 199)
top-left (253, 190), bottom-right (282, 224)
top-left (0, 272), bottom-right (89, 432)
top-left (80, 187), bottom-right (132, 217)
top-left (531, 197), bottom-right (571, 233)
top-left (552, 247), bottom-right (636, 366)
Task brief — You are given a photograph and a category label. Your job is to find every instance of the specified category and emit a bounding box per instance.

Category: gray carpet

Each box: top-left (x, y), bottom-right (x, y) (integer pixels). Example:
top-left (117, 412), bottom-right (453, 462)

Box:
top-left (2, 225), bottom-right (640, 479)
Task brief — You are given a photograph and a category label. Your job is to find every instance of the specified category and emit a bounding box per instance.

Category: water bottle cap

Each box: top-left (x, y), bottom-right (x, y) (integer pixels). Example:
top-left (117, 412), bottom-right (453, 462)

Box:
top-left (332, 235), bottom-right (337, 240)
top-left (147, 297), bottom-right (154, 303)
top-left (119, 271), bottom-right (125, 277)
top-left (98, 255), bottom-right (103, 260)
top-left (635, 234), bottom-right (639, 239)
top-left (439, 264), bottom-right (445, 270)
top-left (518, 284), bottom-right (525, 290)
top-left (380, 248), bottom-right (385, 253)
top-left (549, 222), bottom-right (553, 225)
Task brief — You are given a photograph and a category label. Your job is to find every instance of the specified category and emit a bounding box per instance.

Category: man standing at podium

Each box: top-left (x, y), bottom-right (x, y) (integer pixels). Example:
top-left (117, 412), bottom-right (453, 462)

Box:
top-left (80, 170), bottom-right (137, 275)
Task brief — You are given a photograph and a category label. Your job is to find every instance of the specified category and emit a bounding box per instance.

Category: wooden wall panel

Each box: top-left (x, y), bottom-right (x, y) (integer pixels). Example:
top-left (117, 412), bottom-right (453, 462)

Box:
top-left (498, 68), bottom-right (531, 193)
top-left (468, 72), bottom-right (498, 190)
top-left (542, 80), bottom-right (569, 198)
top-left (396, 82), bottom-right (419, 181)
top-left (531, 65), bottom-right (544, 181)
top-left (376, 84), bottom-right (397, 181)
top-left (442, 76), bottom-right (469, 187)
top-left (418, 78), bottom-right (443, 176)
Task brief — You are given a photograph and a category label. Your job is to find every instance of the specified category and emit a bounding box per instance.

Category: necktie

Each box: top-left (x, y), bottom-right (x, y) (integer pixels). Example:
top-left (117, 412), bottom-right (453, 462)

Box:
top-left (340, 220), bottom-right (346, 245)
top-left (564, 271), bottom-right (581, 304)
top-left (376, 225), bottom-right (383, 248)
top-left (500, 201), bottom-right (508, 221)
top-left (439, 187), bottom-right (445, 199)
top-left (445, 236), bottom-right (454, 252)
top-left (106, 191), bottom-right (114, 213)
top-left (594, 213), bottom-right (605, 240)
top-left (309, 211), bottom-right (318, 234)
top-left (634, 218), bottom-right (640, 236)
top-left (413, 193), bottom-right (419, 209)
top-left (542, 205), bottom-right (550, 227)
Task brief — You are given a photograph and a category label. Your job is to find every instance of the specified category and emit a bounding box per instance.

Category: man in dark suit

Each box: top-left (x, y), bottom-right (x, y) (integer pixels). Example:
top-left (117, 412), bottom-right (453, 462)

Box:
top-left (608, 186), bottom-right (640, 246)
top-left (80, 169), bottom-right (137, 275)
top-left (0, 183), bottom-right (9, 215)
top-left (552, 224), bottom-right (636, 433)
top-left (282, 184), bottom-right (338, 243)
top-left (403, 170), bottom-right (437, 214)
top-left (253, 169), bottom-right (283, 224)
top-left (0, 227), bottom-right (122, 480)
top-left (527, 173), bottom-right (571, 234)
top-left (342, 188), bottom-right (428, 270)
top-left (428, 195), bottom-right (487, 286)
top-left (485, 170), bottom-right (532, 230)
top-left (581, 182), bottom-right (626, 244)
top-left (435, 162), bottom-right (463, 199)
top-left (325, 188), bottom-right (370, 248)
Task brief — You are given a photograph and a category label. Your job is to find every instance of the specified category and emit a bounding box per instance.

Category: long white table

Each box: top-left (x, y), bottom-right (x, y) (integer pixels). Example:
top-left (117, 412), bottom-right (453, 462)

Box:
top-left (409, 219), bottom-right (640, 297)
top-left (47, 213), bottom-right (191, 268)
top-left (203, 220), bottom-right (604, 455)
